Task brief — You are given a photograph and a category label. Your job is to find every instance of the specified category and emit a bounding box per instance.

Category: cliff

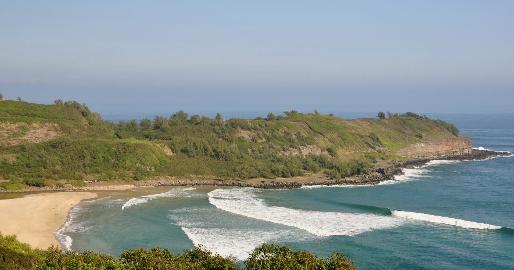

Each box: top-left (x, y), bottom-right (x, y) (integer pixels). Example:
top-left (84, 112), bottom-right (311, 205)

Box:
top-left (396, 137), bottom-right (472, 159)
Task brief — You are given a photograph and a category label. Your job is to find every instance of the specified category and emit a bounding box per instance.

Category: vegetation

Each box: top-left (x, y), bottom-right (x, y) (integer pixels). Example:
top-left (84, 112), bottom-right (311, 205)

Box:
top-left (245, 244), bottom-right (356, 270)
top-left (0, 234), bottom-right (356, 270)
top-left (0, 98), bottom-right (462, 189)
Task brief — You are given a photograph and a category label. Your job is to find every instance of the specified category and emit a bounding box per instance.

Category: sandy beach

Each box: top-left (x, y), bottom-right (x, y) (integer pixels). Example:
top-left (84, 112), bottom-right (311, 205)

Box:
top-left (0, 192), bottom-right (97, 249)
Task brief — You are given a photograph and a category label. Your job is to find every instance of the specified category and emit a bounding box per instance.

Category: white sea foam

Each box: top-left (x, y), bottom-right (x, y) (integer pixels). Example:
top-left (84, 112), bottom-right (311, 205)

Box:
top-left (55, 204), bottom-right (87, 250)
top-left (302, 161), bottom-right (454, 189)
top-left (300, 177), bottom-right (424, 189)
top-left (393, 167), bottom-right (430, 181)
top-left (122, 187), bottom-right (197, 210)
top-left (391, 210), bottom-right (502, 230)
top-left (208, 188), bottom-right (403, 237)
top-left (169, 207), bottom-right (305, 260)
top-left (425, 160), bottom-right (460, 166)
top-left (473, 146), bottom-right (513, 158)
top-left (180, 227), bottom-right (294, 260)
top-left (393, 159), bottom-right (461, 182)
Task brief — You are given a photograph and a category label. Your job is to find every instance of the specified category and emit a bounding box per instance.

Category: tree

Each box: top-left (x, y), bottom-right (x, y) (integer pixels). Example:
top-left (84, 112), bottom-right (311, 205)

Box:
top-left (54, 99), bottom-right (64, 105)
top-left (284, 110), bottom-right (299, 117)
top-left (0, 92), bottom-right (3, 100)
top-left (127, 120), bottom-right (138, 131)
top-left (171, 110), bottom-right (188, 121)
top-left (16, 96), bottom-right (22, 101)
top-left (139, 118), bottom-right (152, 130)
top-left (153, 116), bottom-right (168, 130)
top-left (377, 112), bottom-right (386, 120)
top-left (215, 113), bottom-right (223, 125)
top-left (189, 114), bottom-right (201, 124)
top-left (266, 112), bottom-right (276, 121)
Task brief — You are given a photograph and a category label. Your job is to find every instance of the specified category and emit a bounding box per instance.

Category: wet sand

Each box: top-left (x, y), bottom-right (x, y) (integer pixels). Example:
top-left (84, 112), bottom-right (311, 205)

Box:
top-left (0, 192), bottom-right (97, 249)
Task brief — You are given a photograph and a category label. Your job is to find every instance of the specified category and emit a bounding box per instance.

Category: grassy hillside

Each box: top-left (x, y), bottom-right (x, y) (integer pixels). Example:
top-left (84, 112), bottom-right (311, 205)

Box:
top-left (0, 100), bottom-right (113, 140)
top-left (0, 99), bottom-right (463, 190)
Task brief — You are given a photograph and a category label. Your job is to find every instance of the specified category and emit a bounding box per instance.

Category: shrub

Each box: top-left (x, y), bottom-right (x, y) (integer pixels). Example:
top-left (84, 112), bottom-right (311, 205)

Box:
top-left (122, 247), bottom-right (240, 270)
top-left (39, 248), bottom-right (123, 270)
top-left (0, 235), bottom-right (357, 270)
top-left (245, 244), bottom-right (356, 270)
top-left (22, 179), bottom-right (46, 187)
top-left (0, 234), bottom-right (42, 270)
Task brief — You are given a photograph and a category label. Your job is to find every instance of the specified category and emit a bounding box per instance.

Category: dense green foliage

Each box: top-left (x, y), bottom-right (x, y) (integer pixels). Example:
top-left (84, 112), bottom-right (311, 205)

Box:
top-left (1, 139), bottom-right (169, 181)
top-left (0, 99), bottom-right (461, 189)
top-left (245, 244), bottom-right (356, 270)
top-left (0, 234), bottom-right (355, 270)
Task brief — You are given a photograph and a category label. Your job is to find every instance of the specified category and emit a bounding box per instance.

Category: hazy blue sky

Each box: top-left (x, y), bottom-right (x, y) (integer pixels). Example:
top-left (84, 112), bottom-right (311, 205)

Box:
top-left (1, 1), bottom-right (514, 116)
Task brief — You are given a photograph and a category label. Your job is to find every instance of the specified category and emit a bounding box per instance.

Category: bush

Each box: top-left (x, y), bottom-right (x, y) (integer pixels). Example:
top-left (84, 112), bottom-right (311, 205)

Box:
top-left (0, 235), bottom-right (357, 270)
top-left (39, 248), bottom-right (122, 270)
top-left (22, 179), bottom-right (46, 187)
top-left (245, 244), bottom-right (356, 270)
top-left (0, 234), bottom-right (42, 270)
top-left (121, 247), bottom-right (238, 270)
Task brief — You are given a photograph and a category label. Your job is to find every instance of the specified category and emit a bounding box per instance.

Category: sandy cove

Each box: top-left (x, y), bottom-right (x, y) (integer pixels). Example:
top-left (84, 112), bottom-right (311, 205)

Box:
top-left (0, 149), bottom-right (508, 250)
top-left (0, 192), bottom-right (97, 249)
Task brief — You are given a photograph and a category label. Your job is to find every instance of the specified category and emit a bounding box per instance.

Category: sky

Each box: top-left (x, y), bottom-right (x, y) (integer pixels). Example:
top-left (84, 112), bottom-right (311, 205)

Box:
top-left (1, 1), bottom-right (514, 116)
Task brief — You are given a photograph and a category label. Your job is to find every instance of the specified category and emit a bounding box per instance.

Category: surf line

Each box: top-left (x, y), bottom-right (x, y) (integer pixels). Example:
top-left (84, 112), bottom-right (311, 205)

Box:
top-left (310, 199), bottom-right (505, 231)
top-left (122, 187), bottom-right (197, 210)
top-left (390, 210), bottom-right (502, 230)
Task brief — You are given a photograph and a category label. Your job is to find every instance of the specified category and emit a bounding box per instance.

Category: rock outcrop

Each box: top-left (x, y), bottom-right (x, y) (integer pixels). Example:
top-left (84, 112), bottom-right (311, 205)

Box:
top-left (397, 137), bottom-right (472, 159)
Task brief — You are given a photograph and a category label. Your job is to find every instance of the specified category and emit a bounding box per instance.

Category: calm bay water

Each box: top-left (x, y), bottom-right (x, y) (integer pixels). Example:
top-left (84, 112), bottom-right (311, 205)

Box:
top-left (63, 116), bottom-right (514, 270)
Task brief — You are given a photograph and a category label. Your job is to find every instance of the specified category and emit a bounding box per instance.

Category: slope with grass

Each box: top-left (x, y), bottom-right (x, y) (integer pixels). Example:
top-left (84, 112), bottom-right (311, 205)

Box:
top-left (0, 99), bottom-right (470, 190)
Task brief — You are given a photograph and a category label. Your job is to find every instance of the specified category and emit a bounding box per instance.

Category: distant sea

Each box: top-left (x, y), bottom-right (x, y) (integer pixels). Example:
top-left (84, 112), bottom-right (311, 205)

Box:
top-left (61, 114), bottom-right (514, 270)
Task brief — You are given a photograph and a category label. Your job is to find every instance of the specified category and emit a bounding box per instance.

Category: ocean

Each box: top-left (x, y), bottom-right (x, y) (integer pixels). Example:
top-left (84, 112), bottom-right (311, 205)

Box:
top-left (60, 115), bottom-right (514, 270)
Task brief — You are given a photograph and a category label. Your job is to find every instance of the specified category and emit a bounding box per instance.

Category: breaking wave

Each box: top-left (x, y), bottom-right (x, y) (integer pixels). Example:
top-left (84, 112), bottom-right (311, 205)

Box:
top-left (180, 227), bottom-right (293, 260)
top-left (393, 159), bottom-right (461, 182)
top-left (473, 147), bottom-right (513, 158)
top-left (208, 188), bottom-right (403, 237)
top-left (169, 207), bottom-right (302, 260)
top-left (122, 187), bottom-right (197, 210)
top-left (391, 210), bottom-right (502, 230)
top-left (55, 204), bottom-right (89, 250)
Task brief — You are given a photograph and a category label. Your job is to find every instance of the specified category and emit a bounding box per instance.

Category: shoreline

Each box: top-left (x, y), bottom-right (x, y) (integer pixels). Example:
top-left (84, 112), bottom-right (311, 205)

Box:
top-left (0, 149), bottom-right (511, 194)
top-left (0, 192), bottom-right (97, 249)
top-left (0, 149), bottom-right (509, 251)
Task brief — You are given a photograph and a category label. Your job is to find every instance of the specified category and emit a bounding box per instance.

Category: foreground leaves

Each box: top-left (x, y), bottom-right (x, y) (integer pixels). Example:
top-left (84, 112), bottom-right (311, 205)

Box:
top-left (0, 234), bottom-right (356, 270)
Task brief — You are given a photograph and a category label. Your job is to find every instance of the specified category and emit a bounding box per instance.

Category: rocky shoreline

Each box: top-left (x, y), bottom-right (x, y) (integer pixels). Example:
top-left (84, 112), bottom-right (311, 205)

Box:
top-left (132, 149), bottom-right (511, 189)
top-left (2, 149), bottom-right (511, 192)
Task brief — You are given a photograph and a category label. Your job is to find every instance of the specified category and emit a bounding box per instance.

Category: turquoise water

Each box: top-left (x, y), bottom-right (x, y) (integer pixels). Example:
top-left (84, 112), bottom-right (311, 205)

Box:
top-left (63, 125), bottom-right (514, 270)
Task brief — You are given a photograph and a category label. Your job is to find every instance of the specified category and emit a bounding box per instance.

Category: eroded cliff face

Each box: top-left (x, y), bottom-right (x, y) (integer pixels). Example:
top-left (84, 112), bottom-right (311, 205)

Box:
top-left (397, 137), bottom-right (472, 159)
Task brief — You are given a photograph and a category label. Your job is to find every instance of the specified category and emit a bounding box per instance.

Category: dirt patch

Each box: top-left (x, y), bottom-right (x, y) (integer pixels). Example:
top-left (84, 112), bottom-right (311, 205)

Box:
top-left (0, 153), bottom-right (17, 163)
top-left (235, 129), bottom-right (256, 140)
top-left (397, 137), bottom-right (472, 159)
top-left (282, 145), bottom-right (328, 156)
top-left (0, 122), bottom-right (59, 145)
top-left (159, 144), bottom-right (174, 156)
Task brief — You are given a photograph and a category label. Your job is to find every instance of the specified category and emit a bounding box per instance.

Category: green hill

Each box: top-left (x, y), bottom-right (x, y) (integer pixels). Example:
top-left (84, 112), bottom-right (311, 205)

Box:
top-left (0, 99), bottom-right (467, 190)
